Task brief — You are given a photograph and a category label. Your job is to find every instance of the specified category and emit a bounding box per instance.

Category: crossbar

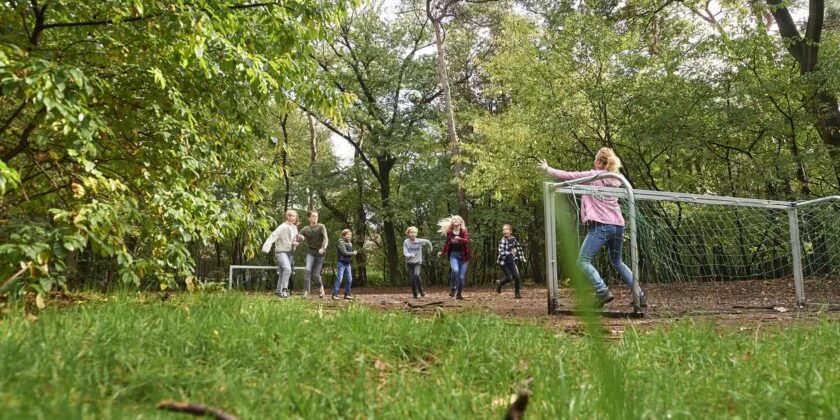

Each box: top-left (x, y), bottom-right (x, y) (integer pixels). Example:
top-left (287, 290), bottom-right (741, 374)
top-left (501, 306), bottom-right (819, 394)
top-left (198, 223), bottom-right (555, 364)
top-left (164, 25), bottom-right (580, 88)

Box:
top-left (553, 184), bottom-right (793, 210)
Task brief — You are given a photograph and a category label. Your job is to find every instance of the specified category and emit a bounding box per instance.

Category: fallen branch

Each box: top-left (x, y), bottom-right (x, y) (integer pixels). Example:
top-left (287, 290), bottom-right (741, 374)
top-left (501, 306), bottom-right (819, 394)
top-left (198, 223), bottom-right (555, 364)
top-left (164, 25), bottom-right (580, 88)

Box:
top-left (731, 305), bottom-right (778, 310)
top-left (407, 300), bottom-right (445, 308)
top-left (157, 400), bottom-right (237, 420)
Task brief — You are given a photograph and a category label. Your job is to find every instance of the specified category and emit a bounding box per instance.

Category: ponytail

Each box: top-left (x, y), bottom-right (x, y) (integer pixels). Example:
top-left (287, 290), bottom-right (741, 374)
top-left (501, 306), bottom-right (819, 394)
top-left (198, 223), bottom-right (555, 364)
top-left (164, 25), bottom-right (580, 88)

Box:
top-left (596, 147), bottom-right (622, 172)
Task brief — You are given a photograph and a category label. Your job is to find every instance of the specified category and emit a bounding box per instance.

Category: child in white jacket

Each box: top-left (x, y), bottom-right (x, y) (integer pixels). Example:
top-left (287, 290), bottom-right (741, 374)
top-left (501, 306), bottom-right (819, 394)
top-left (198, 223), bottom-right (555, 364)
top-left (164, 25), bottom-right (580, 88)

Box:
top-left (262, 210), bottom-right (300, 298)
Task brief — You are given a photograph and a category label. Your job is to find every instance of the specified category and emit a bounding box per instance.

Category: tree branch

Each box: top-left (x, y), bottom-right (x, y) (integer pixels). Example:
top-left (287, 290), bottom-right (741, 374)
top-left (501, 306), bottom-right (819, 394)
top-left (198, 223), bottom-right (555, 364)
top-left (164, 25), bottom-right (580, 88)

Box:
top-left (297, 104), bottom-right (381, 181)
top-left (766, 0), bottom-right (805, 63)
top-left (0, 101), bottom-right (28, 137)
top-left (40, 2), bottom-right (295, 31)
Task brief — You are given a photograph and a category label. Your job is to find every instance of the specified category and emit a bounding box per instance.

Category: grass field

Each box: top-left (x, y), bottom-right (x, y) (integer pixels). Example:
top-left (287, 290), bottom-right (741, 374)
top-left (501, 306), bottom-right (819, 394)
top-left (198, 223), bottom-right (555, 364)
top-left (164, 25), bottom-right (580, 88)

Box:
top-left (1, 292), bottom-right (838, 419)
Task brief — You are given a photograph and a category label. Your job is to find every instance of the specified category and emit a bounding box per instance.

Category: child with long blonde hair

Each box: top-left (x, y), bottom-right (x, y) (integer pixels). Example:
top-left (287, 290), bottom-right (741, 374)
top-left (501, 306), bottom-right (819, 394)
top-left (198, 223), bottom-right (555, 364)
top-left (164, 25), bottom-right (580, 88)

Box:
top-left (437, 215), bottom-right (471, 300)
top-left (539, 147), bottom-right (646, 307)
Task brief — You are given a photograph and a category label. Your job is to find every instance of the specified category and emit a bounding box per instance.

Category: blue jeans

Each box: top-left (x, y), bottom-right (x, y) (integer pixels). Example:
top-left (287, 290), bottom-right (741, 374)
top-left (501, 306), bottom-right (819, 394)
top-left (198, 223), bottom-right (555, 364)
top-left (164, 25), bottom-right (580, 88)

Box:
top-left (579, 223), bottom-right (634, 296)
top-left (275, 252), bottom-right (294, 294)
top-left (333, 261), bottom-right (353, 296)
top-left (304, 254), bottom-right (326, 293)
top-left (449, 252), bottom-right (469, 295)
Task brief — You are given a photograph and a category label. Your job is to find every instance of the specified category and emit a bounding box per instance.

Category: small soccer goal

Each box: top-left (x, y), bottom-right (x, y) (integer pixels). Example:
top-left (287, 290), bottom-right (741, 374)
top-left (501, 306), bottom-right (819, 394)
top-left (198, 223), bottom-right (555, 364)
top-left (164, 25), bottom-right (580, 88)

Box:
top-left (543, 176), bottom-right (840, 315)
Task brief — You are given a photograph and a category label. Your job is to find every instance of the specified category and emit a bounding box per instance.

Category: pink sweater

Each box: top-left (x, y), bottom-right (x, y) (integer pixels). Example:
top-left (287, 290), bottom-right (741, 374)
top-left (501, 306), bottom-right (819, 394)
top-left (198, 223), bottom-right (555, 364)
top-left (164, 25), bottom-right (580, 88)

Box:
top-left (546, 167), bottom-right (625, 226)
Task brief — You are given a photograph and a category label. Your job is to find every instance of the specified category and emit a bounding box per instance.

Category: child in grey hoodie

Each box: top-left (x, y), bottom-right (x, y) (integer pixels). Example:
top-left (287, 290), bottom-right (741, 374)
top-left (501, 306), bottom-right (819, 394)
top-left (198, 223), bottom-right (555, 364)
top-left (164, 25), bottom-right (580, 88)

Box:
top-left (403, 226), bottom-right (433, 299)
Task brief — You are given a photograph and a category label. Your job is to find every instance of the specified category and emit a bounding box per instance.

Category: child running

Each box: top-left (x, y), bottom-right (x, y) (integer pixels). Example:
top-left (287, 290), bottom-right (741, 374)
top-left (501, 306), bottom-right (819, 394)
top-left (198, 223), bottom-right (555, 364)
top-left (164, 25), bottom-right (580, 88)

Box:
top-left (261, 210), bottom-right (300, 299)
top-left (403, 226), bottom-right (433, 299)
top-left (437, 215), bottom-right (471, 300)
top-left (496, 224), bottom-right (526, 299)
top-left (297, 210), bottom-right (329, 298)
top-left (332, 229), bottom-right (358, 300)
top-left (539, 147), bottom-right (646, 308)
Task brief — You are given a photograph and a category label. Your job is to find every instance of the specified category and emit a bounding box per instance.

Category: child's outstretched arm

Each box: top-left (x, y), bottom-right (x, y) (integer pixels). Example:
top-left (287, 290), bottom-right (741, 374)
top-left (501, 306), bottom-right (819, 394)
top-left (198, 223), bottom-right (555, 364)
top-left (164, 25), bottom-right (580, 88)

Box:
top-left (421, 238), bottom-right (433, 253)
top-left (516, 238), bottom-right (527, 262)
top-left (538, 159), bottom-right (600, 181)
top-left (319, 225), bottom-right (329, 255)
top-left (261, 225), bottom-right (284, 254)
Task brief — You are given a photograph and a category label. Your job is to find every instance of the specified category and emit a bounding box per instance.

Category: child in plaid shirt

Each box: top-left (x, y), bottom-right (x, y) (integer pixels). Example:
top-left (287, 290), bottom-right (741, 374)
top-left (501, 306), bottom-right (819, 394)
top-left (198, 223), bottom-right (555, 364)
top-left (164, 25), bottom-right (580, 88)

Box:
top-left (495, 224), bottom-right (526, 299)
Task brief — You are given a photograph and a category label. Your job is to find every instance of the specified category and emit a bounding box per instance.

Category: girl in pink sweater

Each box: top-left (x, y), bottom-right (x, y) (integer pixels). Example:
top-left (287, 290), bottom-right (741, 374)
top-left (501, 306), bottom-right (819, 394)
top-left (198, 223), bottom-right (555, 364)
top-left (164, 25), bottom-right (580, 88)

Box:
top-left (539, 147), bottom-right (645, 308)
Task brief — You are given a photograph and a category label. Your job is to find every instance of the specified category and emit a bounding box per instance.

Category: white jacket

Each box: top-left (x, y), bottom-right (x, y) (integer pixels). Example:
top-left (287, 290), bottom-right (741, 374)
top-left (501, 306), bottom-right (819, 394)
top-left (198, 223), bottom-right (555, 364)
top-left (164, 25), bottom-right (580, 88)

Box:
top-left (261, 223), bottom-right (298, 253)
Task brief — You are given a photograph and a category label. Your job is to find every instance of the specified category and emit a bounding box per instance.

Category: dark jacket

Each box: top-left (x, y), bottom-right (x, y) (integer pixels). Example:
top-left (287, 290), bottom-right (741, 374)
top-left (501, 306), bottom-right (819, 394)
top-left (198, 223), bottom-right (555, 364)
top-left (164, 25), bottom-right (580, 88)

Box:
top-left (337, 240), bottom-right (356, 263)
top-left (440, 229), bottom-right (471, 261)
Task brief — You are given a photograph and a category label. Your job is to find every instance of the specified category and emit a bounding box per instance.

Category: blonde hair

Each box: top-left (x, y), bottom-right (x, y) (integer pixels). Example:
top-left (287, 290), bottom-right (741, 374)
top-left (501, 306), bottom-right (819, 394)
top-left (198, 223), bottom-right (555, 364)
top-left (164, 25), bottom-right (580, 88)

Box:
top-left (340, 229), bottom-right (352, 237)
top-left (405, 226), bottom-right (418, 236)
top-left (502, 224), bottom-right (512, 231)
top-left (595, 147), bottom-right (622, 172)
top-left (285, 210), bottom-right (298, 221)
top-left (437, 215), bottom-right (467, 236)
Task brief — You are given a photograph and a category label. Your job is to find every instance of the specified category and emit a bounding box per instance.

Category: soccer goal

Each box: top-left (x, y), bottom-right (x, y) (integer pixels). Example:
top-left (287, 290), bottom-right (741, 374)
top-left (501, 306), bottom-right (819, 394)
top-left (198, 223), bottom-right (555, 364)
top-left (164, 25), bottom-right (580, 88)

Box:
top-left (543, 176), bottom-right (840, 315)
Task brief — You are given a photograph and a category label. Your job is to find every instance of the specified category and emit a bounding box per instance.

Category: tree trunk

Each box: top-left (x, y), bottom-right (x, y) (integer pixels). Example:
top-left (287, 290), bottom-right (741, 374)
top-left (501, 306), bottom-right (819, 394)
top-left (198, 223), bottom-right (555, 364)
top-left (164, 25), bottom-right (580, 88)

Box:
top-left (308, 114), bottom-right (318, 210)
top-left (807, 93), bottom-right (840, 188)
top-left (430, 15), bottom-right (467, 218)
top-left (353, 157), bottom-right (368, 287)
top-left (377, 155), bottom-right (400, 284)
top-left (767, 0), bottom-right (840, 188)
top-left (526, 197), bottom-right (545, 285)
top-left (280, 114), bottom-right (291, 212)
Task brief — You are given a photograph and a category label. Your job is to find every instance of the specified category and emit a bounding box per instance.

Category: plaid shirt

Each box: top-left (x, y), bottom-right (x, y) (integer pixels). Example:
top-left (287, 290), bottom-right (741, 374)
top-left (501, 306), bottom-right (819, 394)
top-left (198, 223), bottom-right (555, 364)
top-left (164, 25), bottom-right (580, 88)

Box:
top-left (497, 236), bottom-right (525, 265)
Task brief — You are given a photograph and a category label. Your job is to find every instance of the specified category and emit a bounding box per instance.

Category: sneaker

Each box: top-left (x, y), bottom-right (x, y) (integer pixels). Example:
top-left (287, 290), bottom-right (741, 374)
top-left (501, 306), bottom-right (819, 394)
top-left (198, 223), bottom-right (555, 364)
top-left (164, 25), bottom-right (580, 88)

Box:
top-left (495, 279), bottom-right (502, 294)
top-left (302, 291), bottom-right (309, 299)
top-left (449, 289), bottom-right (456, 298)
top-left (344, 294), bottom-right (354, 300)
top-left (456, 294), bottom-right (464, 301)
top-left (332, 295), bottom-right (340, 300)
top-left (629, 293), bottom-right (647, 308)
top-left (420, 291), bottom-right (425, 297)
top-left (413, 295), bottom-right (419, 300)
top-left (515, 292), bottom-right (522, 300)
top-left (595, 291), bottom-right (615, 308)
top-left (319, 285), bottom-right (325, 299)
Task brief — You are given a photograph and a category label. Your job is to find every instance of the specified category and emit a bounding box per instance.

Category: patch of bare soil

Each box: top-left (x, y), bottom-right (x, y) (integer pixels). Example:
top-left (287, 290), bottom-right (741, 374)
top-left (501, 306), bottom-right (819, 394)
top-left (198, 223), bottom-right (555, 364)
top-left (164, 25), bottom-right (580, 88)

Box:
top-left (313, 278), bottom-right (840, 334)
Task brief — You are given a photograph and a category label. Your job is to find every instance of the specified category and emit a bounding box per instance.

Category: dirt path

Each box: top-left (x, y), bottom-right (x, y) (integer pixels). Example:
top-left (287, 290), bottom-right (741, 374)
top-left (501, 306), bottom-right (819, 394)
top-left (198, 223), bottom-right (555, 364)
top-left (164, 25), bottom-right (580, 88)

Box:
top-left (328, 282), bottom-right (840, 334)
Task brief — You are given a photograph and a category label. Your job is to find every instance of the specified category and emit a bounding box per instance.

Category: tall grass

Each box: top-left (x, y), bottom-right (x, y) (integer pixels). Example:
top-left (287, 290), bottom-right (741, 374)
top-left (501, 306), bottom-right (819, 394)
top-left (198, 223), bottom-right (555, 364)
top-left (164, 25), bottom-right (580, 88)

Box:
top-left (0, 293), bottom-right (838, 419)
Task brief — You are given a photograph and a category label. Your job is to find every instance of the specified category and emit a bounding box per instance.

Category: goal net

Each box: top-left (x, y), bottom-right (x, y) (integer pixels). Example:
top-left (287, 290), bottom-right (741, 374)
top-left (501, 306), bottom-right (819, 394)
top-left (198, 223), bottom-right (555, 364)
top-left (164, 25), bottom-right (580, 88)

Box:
top-left (544, 177), bottom-right (840, 315)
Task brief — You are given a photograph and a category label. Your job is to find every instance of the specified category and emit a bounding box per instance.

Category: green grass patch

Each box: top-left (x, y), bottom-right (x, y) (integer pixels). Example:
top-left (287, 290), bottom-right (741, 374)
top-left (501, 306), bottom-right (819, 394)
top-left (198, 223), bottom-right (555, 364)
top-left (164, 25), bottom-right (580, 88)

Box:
top-left (1, 293), bottom-right (838, 419)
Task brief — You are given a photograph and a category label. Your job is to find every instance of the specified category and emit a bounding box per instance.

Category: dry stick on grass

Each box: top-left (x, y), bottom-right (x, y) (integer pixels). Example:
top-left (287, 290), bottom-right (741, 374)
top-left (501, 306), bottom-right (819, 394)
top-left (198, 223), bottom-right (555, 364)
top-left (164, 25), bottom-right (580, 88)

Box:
top-left (406, 300), bottom-right (445, 308)
top-left (157, 400), bottom-right (237, 420)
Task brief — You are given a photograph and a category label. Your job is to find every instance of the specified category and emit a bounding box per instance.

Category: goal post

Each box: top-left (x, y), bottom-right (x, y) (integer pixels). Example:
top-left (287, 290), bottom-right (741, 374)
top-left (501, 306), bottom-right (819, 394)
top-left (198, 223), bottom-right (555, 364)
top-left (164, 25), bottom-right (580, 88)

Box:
top-left (544, 178), bottom-right (840, 315)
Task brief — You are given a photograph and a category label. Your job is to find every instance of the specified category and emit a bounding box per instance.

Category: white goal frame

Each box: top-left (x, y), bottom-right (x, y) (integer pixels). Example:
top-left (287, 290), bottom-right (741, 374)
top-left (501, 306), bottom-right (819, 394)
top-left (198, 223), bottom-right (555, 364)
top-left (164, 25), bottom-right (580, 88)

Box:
top-left (543, 176), bottom-right (840, 314)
